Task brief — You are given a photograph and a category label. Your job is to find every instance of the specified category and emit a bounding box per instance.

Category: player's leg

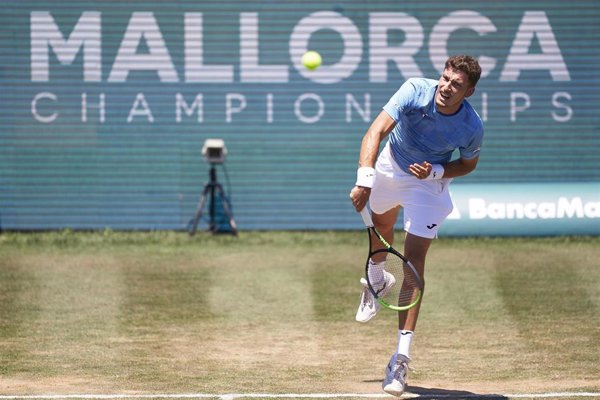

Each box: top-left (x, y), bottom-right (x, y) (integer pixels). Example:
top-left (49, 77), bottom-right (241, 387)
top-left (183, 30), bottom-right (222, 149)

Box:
top-left (398, 232), bottom-right (432, 331)
top-left (371, 206), bottom-right (401, 256)
top-left (382, 233), bottom-right (432, 396)
top-left (369, 206), bottom-right (401, 289)
top-left (383, 181), bottom-right (452, 396)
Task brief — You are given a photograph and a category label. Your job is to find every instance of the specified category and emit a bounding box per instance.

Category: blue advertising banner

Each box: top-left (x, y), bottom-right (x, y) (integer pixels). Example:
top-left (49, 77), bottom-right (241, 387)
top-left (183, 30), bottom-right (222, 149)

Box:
top-left (445, 183), bottom-right (600, 236)
top-left (0, 1), bottom-right (598, 234)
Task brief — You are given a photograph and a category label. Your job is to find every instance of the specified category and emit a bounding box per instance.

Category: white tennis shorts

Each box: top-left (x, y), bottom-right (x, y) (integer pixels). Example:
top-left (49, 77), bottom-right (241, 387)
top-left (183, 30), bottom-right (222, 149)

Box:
top-left (370, 143), bottom-right (454, 239)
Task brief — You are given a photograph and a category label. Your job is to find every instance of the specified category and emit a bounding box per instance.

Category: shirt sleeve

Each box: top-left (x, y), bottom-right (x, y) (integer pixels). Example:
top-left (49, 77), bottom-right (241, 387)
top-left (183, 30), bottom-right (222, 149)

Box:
top-left (459, 125), bottom-right (484, 160)
top-left (382, 79), bottom-right (418, 122)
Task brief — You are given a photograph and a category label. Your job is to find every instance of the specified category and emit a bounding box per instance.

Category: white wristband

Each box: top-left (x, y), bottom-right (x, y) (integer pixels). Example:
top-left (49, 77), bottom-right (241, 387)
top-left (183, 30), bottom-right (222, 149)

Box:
top-left (355, 167), bottom-right (376, 188)
top-left (425, 164), bottom-right (445, 180)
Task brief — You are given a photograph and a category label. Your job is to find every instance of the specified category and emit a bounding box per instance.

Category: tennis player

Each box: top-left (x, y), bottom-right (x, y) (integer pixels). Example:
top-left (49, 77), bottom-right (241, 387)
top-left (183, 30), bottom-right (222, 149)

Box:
top-left (349, 55), bottom-right (483, 396)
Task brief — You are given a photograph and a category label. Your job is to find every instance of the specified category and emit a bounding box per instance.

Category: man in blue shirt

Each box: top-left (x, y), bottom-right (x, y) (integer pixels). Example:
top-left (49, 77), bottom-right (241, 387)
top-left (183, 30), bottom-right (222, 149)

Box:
top-left (349, 55), bottom-right (483, 397)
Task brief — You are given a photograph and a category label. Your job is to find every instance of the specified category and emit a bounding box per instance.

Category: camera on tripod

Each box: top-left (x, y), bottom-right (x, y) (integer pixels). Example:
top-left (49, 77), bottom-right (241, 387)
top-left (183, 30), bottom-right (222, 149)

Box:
top-left (189, 138), bottom-right (237, 236)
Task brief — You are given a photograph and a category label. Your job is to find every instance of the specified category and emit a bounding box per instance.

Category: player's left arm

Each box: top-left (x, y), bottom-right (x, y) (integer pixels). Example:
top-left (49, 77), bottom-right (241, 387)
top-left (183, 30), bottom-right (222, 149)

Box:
top-left (441, 125), bottom-right (483, 178)
top-left (409, 118), bottom-right (483, 180)
top-left (440, 156), bottom-right (479, 178)
top-left (408, 156), bottom-right (479, 179)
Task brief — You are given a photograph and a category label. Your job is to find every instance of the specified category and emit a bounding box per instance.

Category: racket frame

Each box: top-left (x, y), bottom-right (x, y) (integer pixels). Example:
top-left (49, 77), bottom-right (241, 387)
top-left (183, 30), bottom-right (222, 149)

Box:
top-left (360, 207), bottom-right (424, 312)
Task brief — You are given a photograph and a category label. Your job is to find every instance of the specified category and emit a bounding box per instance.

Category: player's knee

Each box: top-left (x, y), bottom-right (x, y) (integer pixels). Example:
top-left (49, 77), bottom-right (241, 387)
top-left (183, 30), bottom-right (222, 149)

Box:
top-left (373, 214), bottom-right (396, 234)
top-left (375, 221), bottom-right (395, 235)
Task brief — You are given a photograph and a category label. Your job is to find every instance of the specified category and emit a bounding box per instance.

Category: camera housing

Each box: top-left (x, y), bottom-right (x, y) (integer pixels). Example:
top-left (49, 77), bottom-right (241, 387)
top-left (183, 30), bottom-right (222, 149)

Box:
top-left (201, 138), bottom-right (227, 164)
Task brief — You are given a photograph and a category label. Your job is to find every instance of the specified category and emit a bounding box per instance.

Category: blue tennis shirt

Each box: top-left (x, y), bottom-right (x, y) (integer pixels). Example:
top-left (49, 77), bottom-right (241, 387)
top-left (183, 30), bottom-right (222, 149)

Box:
top-left (383, 78), bottom-right (484, 172)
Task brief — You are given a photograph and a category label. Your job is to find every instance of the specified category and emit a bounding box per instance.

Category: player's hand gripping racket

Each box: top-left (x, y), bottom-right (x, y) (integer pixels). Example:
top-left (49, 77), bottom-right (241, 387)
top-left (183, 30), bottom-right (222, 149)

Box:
top-left (360, 206), bottom-right (424, 311)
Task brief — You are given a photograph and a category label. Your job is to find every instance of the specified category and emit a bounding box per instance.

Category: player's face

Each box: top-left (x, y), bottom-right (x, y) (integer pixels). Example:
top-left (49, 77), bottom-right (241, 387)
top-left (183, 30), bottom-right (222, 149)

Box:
top-left (435, 67), bottom-right (475, 115)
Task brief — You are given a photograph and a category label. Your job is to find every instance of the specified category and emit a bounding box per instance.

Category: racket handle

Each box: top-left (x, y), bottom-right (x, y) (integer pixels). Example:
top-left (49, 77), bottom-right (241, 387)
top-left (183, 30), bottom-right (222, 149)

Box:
top-left (359, 206), bottom-right (374, 227)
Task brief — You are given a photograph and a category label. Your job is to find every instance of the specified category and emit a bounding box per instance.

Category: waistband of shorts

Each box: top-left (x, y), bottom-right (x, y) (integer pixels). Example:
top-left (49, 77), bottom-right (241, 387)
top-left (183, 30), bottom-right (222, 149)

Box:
top-left (380, 142), bottom-right (410, 177)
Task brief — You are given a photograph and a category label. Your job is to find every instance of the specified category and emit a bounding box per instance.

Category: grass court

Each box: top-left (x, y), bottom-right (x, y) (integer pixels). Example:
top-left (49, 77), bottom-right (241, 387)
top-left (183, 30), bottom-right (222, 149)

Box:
top-left (1, 231), bottom-right (598, 399)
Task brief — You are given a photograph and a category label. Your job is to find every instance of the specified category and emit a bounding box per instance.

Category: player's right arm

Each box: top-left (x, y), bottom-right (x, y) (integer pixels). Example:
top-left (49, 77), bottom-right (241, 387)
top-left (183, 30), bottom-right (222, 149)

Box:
top-left (349, 111), bottom-right (397, 212)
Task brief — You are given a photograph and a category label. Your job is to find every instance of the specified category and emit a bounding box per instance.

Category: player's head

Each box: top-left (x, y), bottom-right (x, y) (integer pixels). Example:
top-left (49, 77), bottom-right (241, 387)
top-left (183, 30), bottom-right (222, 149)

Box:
top-left (445, 55), bottom-right (481, 88)
top-left (435, 55), bottom-right (481, 114)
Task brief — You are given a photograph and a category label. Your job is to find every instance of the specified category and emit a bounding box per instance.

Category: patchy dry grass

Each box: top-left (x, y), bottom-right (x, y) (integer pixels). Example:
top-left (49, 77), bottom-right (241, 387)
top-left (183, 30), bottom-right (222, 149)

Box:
top-left (0, 232), bottom-right (598, 396)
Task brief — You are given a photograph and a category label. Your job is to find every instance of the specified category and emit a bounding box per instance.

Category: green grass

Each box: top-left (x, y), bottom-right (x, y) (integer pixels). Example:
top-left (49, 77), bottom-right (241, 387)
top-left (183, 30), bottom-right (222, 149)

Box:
top-left (0, 231), bottom-right (598, 396)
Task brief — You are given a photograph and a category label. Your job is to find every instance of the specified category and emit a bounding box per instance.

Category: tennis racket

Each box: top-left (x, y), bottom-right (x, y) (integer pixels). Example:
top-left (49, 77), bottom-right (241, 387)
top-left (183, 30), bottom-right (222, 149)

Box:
top-left (360, 206), bottom-right (424, 312)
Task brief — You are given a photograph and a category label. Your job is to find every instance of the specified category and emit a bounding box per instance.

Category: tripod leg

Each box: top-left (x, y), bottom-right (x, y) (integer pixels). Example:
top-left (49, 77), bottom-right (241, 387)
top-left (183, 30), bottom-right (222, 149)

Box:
top-left (215, 184), bottom-right (238, 235)
top-left (189, 186), bottom-right (210, 236)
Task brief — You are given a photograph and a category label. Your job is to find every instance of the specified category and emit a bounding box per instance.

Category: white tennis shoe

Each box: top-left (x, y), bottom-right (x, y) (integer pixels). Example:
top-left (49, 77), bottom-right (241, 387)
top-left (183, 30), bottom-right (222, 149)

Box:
top-left (382, 353), bottom-right (410, 397)
top-left (355, 271), bottom-right (395, 323)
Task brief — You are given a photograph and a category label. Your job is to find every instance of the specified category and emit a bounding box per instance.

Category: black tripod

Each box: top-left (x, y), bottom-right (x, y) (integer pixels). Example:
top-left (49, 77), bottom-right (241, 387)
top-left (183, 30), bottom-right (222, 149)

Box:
top-left (188, 164), bottom-right (237, 236)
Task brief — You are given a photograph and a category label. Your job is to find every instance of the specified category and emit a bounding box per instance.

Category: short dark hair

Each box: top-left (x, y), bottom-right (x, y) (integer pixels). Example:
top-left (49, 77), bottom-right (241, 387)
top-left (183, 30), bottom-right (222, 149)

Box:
top-left (445, 55), bottom-right (481, 87)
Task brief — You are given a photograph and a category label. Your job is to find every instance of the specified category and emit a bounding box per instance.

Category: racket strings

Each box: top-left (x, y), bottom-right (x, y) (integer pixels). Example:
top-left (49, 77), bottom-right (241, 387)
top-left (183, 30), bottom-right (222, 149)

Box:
top-left (378, 252), bottom-right (421, 307)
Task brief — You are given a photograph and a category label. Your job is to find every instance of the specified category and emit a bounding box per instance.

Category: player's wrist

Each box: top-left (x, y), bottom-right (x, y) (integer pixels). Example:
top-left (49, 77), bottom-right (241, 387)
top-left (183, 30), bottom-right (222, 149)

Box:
top-left (356, 166), bottom-right (376, 188)
top-left (425, 164), bottom-right (444, 180)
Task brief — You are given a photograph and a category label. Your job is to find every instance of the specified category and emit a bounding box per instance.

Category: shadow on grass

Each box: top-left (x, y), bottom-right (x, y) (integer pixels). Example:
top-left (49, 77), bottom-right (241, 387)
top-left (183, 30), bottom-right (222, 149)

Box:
top-left (361, 380), bottom-right (507, 399)
top-left (406, 386), bottom-right (508, 399)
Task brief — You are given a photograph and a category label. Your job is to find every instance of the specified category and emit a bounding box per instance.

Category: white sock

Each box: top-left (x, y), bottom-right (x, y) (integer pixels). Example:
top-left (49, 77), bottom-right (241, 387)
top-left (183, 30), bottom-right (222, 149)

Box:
top-left (397, 330), bottom-right (413, 359)
top-left (367, 259), bottom-right (386, 286)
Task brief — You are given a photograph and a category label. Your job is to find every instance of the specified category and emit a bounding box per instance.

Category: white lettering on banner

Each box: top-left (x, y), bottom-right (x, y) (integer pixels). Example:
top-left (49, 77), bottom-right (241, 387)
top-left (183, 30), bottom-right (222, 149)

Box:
top-left (81, 93), bottom-right (105, 123)
top-left (226, 93), bottom-right (247, 123)
top-left (28, 9), bottom-right (577, 124)
top-left (108, 12), bottom-right (178, 83)
top-left (294, 93), bottom-right (325, 124)
top-left (345, 93), bottom-right (370, 123)
top-left (552, 92), bottom-right (573, 123)
top-left (500, 11), bottom-right (570, 82)
top-left (184, 13), bottom-right (233, 83)
top-left (31, 92), bottom-right (58, 123)
top-left (480, 92), bottom-right (488, 121)
top-left (30, 11), bottom-right (101, 82)
top-left (266, 93), bottom-right (274, 123)
top-left (368, 13), bottom-right (424, 82)
top-left (30, 91), bottom-right (573, 124)
top-left (429, 10), bottom-right (497, 76)
top-left (241, 13), bottom-right (288, 83)
top-left (469, 198), bottom-right (600, 220)
top-left (127, 93), bottom-right (154, 123)
top-left (510, 92), bottom-right (531, 122)
top-left (30, 10), bottom-right (571, 84)
top-left (175, 93), bottom-right (203, 123)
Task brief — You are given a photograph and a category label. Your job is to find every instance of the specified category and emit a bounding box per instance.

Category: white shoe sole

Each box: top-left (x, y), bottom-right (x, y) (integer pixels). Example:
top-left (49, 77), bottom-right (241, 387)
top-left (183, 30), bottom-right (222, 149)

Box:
top-left (383, 384), bottom-right (405, 397)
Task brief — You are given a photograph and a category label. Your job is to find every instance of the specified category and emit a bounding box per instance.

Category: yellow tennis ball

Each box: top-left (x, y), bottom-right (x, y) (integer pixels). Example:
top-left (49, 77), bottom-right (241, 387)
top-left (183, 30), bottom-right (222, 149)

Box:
top-left (302, 51), bottom-right (322, 70)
